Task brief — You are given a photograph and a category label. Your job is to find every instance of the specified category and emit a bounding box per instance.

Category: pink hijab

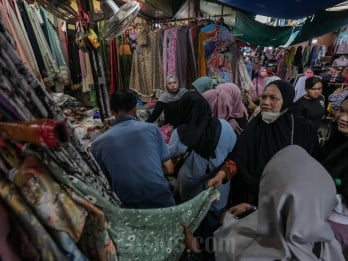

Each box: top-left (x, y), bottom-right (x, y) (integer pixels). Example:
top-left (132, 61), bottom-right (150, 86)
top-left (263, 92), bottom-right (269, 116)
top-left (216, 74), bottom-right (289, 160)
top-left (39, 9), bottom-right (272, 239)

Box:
top-left (203, 83), bottom-right (248, 135)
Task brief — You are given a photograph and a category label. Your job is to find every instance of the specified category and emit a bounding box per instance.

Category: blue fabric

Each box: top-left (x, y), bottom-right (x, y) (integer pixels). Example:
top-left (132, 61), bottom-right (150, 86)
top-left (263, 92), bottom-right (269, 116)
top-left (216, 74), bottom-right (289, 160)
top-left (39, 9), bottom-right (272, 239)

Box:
top-left (200, 24), bottom-right (229, 33)
top-left (91, 115), bottom-right (175, 209)
top-left (218, 0), bottom-right (344, 19)
top-left (168, 119), bottom-right (237, 212)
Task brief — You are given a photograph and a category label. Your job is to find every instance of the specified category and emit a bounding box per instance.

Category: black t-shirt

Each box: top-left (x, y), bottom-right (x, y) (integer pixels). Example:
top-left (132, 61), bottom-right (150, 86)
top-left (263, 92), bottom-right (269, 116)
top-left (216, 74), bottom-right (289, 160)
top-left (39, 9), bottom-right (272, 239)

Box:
top-left (146, 100), bottom-right (181, 127)
top-left (291, 95), bottom-right (325, 131)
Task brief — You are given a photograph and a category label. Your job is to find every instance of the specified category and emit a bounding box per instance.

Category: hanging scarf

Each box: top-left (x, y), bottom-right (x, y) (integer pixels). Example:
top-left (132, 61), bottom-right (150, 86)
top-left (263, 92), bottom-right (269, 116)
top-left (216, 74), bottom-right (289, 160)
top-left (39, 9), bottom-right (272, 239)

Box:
top-left (176, 91), bottom-right (221, 159)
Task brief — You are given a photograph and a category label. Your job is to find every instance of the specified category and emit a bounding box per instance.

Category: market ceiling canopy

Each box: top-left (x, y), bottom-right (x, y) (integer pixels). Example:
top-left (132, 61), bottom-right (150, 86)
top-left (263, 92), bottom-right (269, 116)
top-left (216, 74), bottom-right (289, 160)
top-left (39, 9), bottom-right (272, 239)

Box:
top-left (232, 9), bottom-right (348, 46)
top-left (217, 0), bottom-right (346, 18)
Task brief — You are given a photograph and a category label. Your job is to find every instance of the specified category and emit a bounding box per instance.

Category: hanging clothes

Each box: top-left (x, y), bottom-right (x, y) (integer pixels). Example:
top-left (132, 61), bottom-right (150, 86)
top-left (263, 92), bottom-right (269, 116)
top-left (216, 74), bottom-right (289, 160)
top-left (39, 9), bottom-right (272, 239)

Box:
top-left (334, 26), bottom-right (348, 55)
top-left (0, 0), bottom-right (41, 79)
top-left (130, 25), bottom-right (162, 98)
top-left (197, 23), bottom-right (236, 83)
top-left (0, 20), bottom-right (120, 205)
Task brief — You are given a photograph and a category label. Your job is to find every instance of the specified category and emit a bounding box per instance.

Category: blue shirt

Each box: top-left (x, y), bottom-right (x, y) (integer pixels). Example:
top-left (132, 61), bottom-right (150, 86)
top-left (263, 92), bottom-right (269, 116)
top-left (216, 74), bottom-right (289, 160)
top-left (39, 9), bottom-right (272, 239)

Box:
top-left (168, 119), bottom-right (237, 212)
top-left (91, 115), bottom-right (175, 209)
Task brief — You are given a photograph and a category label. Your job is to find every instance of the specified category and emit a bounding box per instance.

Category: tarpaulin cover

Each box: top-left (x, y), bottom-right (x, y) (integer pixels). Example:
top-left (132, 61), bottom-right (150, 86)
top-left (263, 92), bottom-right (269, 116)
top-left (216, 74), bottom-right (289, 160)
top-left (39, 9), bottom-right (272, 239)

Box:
top-left (232, 10), bottom-right (348, 46)
top-left (218, 0), bottom-right (345, 19)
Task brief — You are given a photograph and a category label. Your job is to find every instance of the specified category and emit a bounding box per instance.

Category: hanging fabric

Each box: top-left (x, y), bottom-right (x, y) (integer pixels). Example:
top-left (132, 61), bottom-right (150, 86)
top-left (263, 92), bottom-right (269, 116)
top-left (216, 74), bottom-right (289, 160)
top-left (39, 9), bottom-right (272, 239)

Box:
top-left (0, 20), bottom-right (120, 205)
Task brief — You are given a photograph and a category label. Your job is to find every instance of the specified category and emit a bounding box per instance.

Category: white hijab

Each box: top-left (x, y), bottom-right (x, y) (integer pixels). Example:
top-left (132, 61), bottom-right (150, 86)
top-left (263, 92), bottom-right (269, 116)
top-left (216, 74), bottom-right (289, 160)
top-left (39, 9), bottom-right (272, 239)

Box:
top-left (215, 145), bottom-right (344, 261)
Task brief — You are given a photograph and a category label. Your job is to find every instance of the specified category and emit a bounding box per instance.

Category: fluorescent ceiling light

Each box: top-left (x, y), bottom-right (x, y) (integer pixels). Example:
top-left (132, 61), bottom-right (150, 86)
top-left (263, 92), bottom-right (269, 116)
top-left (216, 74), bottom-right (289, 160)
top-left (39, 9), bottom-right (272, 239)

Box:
top-left (326, 1), bottom-right (348, 11)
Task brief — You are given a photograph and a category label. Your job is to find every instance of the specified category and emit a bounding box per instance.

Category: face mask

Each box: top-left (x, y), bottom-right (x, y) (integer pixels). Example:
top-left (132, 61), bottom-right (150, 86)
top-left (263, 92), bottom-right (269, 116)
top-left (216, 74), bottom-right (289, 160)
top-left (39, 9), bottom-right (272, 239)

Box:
top-left (261, 109), bottom-right (288, 124)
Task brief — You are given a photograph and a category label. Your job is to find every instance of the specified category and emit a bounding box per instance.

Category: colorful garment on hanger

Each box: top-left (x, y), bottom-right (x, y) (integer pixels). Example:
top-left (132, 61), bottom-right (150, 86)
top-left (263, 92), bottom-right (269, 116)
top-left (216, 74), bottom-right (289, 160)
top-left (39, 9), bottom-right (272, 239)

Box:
top-left (203, 29), bottom-right (235, 83)
top-left (0, 0), bottom-right (42, 79)
top-left (130, 26), bottom-right (163, 97)
top-left (335, 27), bottom-right (348, 55)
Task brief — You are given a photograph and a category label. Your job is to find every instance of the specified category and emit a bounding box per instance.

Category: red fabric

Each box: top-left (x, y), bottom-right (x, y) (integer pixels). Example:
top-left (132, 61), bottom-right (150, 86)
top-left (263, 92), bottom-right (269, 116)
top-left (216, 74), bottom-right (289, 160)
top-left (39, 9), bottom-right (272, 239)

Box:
top-left (38, 120), bottom-right (69, 148)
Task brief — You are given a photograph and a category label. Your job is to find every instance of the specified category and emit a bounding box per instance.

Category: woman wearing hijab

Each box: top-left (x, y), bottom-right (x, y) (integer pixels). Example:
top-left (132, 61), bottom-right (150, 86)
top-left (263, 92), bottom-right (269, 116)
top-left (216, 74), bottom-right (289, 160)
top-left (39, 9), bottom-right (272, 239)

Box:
top-left (214, 145), bottom-right (345, 261)
top-left (250, 67), bottom-right (268, 102)
top-left (168, 91), bottom-right (237, 245)
top-left (247, 76), bottom-right (281, 121)
top-left (319, 91), bottom-right (348, 249)
top-left (191, 76), bottom-right (213, 94)
top-left (209, 80), bottom-right (319, 205)
top-left (203, 83), bottom-right (248, 135)
top-left (146, 75), bottom-right (187, 127)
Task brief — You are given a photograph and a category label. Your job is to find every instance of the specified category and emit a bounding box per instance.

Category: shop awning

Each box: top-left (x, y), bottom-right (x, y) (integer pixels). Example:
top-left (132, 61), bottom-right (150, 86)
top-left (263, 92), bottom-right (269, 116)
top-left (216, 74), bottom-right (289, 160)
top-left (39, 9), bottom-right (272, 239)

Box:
top-left (231, 12), bottom-right (295, 46)
top-left (232, 9), bottom-right (348, 46)
top-left (292, 9), bottom-right (348, 44)
top-left (217, 0), bottom-right (345, 19)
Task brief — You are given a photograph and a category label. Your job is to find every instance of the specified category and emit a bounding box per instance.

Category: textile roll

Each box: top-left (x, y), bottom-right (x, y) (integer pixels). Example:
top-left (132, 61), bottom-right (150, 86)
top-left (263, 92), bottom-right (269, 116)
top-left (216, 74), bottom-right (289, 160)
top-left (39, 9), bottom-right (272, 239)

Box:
top-left (0, 120), bottom-right (69, 148)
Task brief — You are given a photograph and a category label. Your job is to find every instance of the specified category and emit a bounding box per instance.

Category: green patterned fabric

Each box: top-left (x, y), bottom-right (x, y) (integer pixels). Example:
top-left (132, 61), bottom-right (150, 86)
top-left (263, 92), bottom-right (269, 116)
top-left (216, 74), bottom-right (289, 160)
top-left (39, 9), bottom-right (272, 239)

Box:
top-left (43, 152), bottom-right (218, 261)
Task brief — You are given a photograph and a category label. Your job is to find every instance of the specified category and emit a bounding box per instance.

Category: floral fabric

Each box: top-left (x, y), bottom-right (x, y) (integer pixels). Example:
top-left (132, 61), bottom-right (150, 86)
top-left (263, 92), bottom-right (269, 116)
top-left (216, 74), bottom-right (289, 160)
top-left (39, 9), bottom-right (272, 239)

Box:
top-left (0, 20), bottom-right (120, 205)
top-left (0, 174), bottom-right (67, 261)
top-left (41, 151), bottom-right (218, 261)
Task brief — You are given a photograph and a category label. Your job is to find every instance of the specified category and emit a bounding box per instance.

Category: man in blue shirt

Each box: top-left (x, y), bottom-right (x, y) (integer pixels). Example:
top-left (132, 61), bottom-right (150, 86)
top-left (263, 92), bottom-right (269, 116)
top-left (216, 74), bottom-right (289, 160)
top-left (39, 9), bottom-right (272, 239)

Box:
top-left (91, 90), bottom-right (175, 209)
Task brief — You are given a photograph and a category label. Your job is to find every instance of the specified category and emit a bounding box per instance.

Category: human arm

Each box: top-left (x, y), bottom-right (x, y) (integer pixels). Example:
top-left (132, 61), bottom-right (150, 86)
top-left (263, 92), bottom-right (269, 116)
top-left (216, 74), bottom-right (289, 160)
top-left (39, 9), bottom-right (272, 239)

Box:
top-left (207, 159), bottom-right (238, 188)
top-left (226, 203), bottom-right (253, 217)
top-left (146, 101), bottom-right (164, 123)
top-left (183, 224), bottom-right (200, 253)
top-left (162, 159), bottom-right (174, 174)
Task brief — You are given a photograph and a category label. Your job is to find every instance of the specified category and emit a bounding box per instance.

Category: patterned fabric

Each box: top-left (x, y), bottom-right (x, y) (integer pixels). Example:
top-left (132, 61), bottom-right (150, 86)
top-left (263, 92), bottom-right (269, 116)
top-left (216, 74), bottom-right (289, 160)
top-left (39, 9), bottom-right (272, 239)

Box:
top-left (14, 156), bottom-right (88, 241)
top-left (167, 28), bottom-right (178, 77)
top-left (149, 30), bottom-right (164, 93)
top-left (0, 0), bottom-right (41, 79)
top-left (39, 150), bottom-right (219, 261)
top-left (67, 189), bottom-right (118, 261)
top-left (0, 174), bottom-right (67, 261)
top-left (0, 20), bottom-right (120, 205)
top-left (329, 90), bottom-right (348, 109)
top-left (0, 141), bottom-right (118, 261)
top-left (130, 25), bottom-right (158, 98)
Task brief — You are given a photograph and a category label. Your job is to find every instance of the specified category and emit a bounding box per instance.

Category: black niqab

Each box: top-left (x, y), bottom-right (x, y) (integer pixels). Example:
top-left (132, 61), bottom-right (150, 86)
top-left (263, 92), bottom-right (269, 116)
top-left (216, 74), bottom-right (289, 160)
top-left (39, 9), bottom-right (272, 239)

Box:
top-left (176, 92), bottom-right (221, 159)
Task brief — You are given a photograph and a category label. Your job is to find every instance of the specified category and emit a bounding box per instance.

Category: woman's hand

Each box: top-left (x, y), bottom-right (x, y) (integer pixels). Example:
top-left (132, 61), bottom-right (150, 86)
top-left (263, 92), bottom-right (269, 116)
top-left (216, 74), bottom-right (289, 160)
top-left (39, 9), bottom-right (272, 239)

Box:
top-left (207, 170), bottom-right (226, 188)
top-left (226, 203), bottom-right (252, 217)
top-left (183, 224), bottom-right (200, 253)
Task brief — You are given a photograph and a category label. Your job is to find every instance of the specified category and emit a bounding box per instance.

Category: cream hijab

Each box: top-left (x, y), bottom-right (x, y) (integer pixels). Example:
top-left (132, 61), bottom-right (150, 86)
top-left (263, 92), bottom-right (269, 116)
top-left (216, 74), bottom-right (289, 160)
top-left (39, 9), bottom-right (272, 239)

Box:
top-left (215, 145), bottom-right (344, 261)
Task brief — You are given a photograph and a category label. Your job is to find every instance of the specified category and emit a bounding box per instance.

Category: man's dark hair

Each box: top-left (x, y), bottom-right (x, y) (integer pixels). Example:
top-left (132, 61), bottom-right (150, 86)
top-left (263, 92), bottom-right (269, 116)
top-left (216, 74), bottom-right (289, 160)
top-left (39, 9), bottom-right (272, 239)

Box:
top-left (305, 76), bottom-right (322, 90)
top-left (110, 90), bottom-right (137, 112)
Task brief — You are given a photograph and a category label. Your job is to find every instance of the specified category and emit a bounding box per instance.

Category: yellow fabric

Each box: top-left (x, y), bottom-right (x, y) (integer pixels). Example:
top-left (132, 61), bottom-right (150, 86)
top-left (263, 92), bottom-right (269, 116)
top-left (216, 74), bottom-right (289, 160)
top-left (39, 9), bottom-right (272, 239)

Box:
top-left (197, 31), bottom-right (215, 77)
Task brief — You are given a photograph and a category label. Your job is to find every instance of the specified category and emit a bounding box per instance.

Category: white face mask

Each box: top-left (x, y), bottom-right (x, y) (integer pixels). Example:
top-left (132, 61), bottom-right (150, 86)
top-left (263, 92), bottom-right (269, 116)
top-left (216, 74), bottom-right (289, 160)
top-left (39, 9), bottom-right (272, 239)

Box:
top-left (261, 109), bottom-right (288, 124)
